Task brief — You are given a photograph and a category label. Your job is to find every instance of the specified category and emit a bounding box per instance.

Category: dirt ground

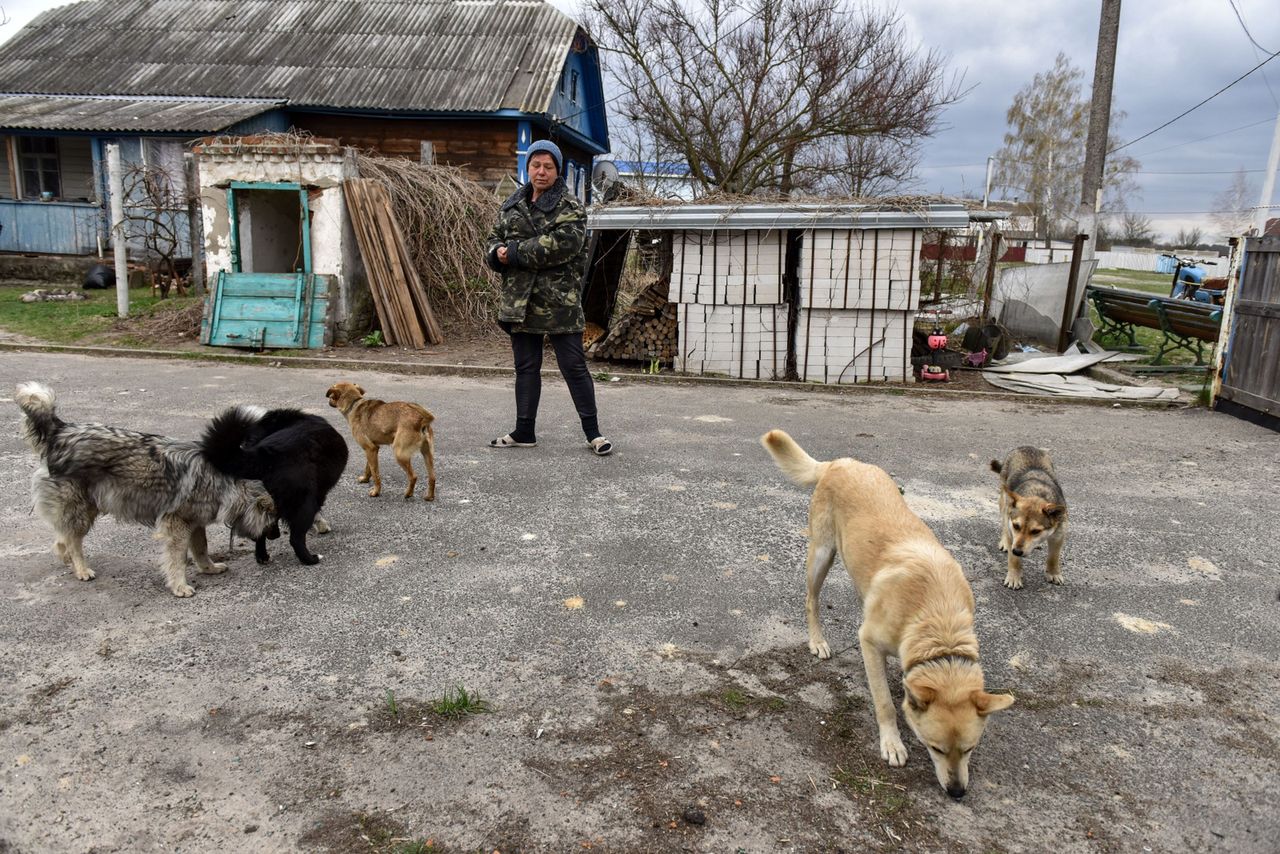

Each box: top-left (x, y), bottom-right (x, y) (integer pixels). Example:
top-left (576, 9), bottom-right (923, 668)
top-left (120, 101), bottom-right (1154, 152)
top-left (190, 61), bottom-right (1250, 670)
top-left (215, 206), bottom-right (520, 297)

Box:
top-left (1, 351), bottom-right (1275, 853)
top-left (74, 305), bottom-right (1064, 397)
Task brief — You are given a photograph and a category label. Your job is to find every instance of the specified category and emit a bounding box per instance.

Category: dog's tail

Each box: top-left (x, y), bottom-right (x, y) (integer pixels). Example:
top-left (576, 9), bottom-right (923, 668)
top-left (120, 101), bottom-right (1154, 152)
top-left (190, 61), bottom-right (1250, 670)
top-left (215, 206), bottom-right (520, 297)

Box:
top-left (200, 406), bottom-right (266, 479)
top-left (15, 382), bottom-right (62, 458)
top-left (760, 429), bottom-right (826, 488)
top-left (989, 459), bottom-right (1003, 475)
top-left (407, 403), bottom-right (435, 438)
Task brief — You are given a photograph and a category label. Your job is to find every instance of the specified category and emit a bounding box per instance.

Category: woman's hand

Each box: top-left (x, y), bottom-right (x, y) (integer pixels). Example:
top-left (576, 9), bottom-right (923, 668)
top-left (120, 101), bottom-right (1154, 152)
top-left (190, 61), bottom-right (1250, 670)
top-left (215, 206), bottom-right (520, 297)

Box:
top-left (497, 246), bottom-right (510, 265)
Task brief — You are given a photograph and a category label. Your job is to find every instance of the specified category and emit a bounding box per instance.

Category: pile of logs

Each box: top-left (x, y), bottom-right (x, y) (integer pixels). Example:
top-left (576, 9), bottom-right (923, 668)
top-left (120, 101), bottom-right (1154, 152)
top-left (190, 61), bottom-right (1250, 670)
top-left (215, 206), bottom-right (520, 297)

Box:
top-left (344, 178), bottom-right (443, 347)
top-left (590, 276), bottom-right (677, 364)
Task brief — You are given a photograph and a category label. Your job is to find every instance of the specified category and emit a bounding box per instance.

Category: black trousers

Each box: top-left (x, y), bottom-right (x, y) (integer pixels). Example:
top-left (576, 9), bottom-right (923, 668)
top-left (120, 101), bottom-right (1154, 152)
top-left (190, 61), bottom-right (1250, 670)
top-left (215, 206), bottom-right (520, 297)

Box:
top-left (508, 330), bottom-right (600, 441)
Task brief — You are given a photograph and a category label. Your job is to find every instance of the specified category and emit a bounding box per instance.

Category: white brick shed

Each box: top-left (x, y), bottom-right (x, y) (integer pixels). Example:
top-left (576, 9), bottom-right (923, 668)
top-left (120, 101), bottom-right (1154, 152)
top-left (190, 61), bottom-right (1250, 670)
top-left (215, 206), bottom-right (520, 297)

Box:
top-left (588, 203), bottom-right (970, 382)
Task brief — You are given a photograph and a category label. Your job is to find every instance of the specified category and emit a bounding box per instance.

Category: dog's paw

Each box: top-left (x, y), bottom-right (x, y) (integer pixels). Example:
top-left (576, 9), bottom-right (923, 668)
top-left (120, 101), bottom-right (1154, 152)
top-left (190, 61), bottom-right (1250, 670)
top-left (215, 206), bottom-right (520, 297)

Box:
top-left (301, 554), bottom-right (322, 565)
top-left (311, 517), bottom-right (331, 535)
top-left (73, 566), bottom-right (96, 581)
top-left (809, 638), bottom-right (832, 659)
top-left (201, 561), bottom-right (228, 575)
top-left (1045, 572), bottom-right (1064, 585)
top-left (1003, 573), bottom-right (1024, 590)
top-left (357, 474), bottom-right (371, 483)
top-left (880, 734), bottom-right (909, 767)
top-left (367, 488), bottom-right (381, 498)
top-left (170, 583), bottom-right (196, 598)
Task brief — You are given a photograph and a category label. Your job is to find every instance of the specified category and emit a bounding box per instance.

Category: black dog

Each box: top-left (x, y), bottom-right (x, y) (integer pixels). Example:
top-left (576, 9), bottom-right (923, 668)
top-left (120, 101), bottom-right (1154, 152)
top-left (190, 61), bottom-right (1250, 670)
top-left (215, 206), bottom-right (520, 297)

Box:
top-left (201, 406), bottom-right (348, 565)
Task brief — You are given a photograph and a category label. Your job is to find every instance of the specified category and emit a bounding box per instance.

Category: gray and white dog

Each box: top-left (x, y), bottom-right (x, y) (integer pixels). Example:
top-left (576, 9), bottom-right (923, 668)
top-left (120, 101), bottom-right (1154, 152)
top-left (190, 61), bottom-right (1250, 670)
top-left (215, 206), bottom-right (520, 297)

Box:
top-left (15, 382), bottom-right (279, 597)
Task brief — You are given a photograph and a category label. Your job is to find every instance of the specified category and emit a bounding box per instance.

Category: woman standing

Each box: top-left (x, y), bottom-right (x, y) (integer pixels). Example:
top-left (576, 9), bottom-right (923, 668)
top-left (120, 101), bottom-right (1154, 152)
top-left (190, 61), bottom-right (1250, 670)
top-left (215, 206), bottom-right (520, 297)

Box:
top-left (485, 140), bottom-right (612, 456)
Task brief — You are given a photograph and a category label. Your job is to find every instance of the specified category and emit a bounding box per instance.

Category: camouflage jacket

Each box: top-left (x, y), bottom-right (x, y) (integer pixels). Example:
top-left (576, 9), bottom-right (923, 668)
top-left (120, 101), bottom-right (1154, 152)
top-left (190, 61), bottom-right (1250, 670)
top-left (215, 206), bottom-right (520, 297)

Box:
top-left (485, 178), bottom-right (588, 335)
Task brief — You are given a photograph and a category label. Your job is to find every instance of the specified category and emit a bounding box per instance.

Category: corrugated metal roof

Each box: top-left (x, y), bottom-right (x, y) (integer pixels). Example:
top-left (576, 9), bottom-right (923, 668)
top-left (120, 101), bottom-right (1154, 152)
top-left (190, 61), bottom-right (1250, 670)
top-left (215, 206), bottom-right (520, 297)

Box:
top-left (0, 0), bottom-right (579, 113)
top-left (588, 204), bottom-right (972, 231)
top-left (0, 93), bottom-right (284, 132)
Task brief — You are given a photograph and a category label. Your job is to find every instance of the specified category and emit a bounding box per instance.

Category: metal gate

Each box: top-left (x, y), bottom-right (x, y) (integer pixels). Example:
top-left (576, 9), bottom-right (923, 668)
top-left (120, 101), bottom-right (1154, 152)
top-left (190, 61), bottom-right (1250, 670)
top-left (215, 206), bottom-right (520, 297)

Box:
top-left (1216, 235), bottom-right (1280, 424)
top-left (201, 181), bottom-right (330, 349)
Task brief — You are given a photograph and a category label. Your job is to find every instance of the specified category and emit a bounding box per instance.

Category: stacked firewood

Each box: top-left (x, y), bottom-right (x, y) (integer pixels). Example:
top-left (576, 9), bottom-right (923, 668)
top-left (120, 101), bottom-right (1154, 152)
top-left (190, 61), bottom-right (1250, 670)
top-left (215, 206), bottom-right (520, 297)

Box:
top-left (591, 277), bottom-right (677, 364)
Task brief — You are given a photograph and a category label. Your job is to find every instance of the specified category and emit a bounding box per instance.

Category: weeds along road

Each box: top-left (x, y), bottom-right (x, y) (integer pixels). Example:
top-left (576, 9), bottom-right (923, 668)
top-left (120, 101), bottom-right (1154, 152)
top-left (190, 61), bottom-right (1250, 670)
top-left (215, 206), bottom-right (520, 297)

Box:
top-left (1, 351), bottom-right (1277, 853)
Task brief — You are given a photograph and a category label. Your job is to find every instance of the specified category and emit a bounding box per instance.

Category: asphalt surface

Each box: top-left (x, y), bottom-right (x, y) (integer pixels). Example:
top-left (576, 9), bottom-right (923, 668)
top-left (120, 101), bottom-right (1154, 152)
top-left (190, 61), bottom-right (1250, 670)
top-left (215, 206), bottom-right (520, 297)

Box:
top-left (0, 351), bottom-right (1276, 853)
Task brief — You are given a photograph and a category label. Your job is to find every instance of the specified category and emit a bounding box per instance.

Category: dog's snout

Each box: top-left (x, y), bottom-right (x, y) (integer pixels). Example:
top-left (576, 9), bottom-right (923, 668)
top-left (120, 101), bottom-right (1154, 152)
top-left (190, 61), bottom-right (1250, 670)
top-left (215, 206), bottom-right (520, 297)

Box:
top-left (1011, 547), bottom-right (1024, 557)
top-left (946, 784), bottom-right (967, 800)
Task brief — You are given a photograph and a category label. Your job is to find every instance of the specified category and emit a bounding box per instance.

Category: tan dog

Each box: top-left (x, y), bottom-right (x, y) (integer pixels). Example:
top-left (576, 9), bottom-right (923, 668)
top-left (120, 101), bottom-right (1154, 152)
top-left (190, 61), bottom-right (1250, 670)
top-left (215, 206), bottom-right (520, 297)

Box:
top-left (991, 447), bottom-right (1067, 589)
top-left (762, 430), bottom-right (1013, 798)
top-left (325, 382), bottom-right (436, 501)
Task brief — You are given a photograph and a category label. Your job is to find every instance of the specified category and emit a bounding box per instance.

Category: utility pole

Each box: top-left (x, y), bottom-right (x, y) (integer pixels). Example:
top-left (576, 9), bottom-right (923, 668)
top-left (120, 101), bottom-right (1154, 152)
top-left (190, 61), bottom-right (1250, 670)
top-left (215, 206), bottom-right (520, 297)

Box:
top-left (1254, 105), bottom-right (1280, 236)
top-left (982, 155), bottom-right (994, 209)
top-left (1079, 0), bottom-right (1122, 262)
top-left (107, 143), bottom-right (129, 319)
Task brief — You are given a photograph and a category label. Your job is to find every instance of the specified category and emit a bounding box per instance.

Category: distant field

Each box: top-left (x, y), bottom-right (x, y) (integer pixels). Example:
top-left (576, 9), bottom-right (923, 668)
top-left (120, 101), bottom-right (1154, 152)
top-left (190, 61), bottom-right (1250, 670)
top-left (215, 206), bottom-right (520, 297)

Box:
top-left (1090, 268), bottom-right (1173, 295)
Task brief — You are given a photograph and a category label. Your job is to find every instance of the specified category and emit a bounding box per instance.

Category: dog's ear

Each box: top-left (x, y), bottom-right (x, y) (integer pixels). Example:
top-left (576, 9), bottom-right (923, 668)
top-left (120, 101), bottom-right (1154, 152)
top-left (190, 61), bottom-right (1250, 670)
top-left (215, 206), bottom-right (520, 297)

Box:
top-left (1002, 486), bottom-right (1020, 508)
top-left (325, 386), bottom-right (337, 400)
top-left (973, 690), bottom-right (1015, 716)
top-left (1042, 503), bottom-right (1065, 520)
top-left (355, 384), bottom-right (365, 395)
top-left (906, 685), bottom-right (936, 712)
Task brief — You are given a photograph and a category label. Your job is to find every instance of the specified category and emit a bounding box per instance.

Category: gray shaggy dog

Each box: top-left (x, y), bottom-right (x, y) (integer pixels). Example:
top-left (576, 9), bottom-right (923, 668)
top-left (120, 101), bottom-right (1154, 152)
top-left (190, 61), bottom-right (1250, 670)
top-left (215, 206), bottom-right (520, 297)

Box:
top-left (15, 382), bottom-right (279, 597)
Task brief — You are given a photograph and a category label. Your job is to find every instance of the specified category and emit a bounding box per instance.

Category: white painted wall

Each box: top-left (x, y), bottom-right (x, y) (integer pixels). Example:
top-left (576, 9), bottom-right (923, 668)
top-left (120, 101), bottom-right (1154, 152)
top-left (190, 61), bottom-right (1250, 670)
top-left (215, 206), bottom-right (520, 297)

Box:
top-left (197, 142), bottom-right (359, 334)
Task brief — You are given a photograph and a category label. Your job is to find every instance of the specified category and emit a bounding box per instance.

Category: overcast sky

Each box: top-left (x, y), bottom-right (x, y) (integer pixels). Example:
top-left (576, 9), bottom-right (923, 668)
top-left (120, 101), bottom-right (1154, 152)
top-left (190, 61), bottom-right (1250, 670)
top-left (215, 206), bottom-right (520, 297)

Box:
top-left (3, 0), bottom-right (1277, 241)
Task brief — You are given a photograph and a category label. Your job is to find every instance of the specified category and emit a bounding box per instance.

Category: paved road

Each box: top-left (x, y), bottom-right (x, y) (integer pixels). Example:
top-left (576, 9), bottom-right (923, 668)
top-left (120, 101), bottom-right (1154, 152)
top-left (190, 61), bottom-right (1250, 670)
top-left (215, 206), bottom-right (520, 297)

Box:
top-left (0, 351), bottom-right (1276, 853)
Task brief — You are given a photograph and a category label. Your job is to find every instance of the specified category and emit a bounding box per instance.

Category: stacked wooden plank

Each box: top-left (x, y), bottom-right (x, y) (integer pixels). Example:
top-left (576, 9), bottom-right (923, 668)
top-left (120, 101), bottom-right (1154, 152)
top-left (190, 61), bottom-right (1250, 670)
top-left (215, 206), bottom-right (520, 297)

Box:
top-left (796, 228), bottom-right (920, 382)
top-left (591, 277), bottom-right (677, 363)
top-left (344, 178), bottom-right (443, 347)
top-left (671, 230), bottom-right (788, 379)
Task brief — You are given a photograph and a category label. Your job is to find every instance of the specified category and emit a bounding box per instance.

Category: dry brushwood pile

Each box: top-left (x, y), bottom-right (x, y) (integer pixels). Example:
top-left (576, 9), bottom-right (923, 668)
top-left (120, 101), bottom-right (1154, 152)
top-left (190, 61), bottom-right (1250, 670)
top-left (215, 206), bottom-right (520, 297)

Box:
top-left (592, 275), bottom-right (677, 365)
top-left (355, 154), bottom-right (501, 329)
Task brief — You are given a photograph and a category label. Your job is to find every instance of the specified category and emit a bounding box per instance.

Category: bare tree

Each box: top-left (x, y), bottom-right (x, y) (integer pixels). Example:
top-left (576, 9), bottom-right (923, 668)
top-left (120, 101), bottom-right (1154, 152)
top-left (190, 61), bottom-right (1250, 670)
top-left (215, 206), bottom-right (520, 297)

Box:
top-left (1209, 168), bottom-right (1257, 240)
top-left (793, 133), bottom-right (923, 196)
top-left (1173, 226), bottom-right (1204, 249)
top-left (122, 161), bottom-right (185, 297)
top-left (992, 53), bottom-right (1139, 245)
top-left (584, 0), bottom-right (962, 196)
top-left (1117, 211), bottom-right (1156, 246)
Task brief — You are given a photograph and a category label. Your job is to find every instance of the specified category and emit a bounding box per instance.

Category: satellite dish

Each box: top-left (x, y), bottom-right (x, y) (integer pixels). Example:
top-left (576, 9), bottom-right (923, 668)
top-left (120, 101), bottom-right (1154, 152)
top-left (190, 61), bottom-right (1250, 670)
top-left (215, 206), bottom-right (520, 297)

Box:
top-left (592, 159), bottom-right (620, 192)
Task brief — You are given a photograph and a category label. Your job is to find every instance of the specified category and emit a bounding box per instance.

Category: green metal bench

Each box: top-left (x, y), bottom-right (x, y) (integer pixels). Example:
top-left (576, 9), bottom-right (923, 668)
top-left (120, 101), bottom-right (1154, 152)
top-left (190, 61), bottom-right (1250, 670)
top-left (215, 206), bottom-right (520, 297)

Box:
top-left (1087, 285), bottom-right (1222, 365)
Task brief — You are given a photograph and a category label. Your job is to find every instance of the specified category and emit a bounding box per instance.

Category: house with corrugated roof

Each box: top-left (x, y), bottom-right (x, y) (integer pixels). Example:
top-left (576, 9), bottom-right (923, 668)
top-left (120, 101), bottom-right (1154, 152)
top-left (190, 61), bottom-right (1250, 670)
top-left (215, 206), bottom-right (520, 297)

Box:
top-left (0, 0), bottom-right (610, 256)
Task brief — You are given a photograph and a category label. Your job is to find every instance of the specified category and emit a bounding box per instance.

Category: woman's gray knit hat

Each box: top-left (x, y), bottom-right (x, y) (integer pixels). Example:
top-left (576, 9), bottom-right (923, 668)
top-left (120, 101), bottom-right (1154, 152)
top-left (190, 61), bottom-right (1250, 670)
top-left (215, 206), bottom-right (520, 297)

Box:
top-left (525, 139), bottom-right (563, 174)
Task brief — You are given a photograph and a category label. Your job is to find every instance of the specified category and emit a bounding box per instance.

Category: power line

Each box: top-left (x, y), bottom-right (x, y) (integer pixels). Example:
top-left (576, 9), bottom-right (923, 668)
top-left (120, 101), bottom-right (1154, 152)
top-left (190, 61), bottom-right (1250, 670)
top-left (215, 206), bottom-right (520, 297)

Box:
top-left (1226, 0), bottom-right (1278, 107)
top-left (1130, 116), bottom-right (1275, 157)
top-left (1227, 0), bottom-right (1275, 55)
top-left (1109, 49), bottom-right (1280, 155)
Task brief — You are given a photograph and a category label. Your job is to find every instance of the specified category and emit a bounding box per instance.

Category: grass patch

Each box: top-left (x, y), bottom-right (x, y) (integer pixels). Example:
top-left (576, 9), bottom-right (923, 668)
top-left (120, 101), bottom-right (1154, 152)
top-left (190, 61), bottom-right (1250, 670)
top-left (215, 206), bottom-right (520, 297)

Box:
top-left (0, 282), bottom-right (200, 344)
top-left (831, 762), bottom-right (910, 815)
top-left (1091, 268), bottom-right (1174, 294)
top-left (427, 685), bottom-right (492, 719)
top-left (713, 688), bottom-right (787, 716)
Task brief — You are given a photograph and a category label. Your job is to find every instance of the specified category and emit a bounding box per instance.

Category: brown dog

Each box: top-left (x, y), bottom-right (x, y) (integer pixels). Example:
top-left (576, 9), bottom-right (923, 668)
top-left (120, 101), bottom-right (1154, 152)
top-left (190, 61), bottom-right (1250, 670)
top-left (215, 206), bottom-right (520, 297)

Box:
top-left (325, 382), bottom-right (436, 501)
top-left (991, 447), bottom-right (1067, 589)
top-left (762, 429), bottom-right (1013, 798)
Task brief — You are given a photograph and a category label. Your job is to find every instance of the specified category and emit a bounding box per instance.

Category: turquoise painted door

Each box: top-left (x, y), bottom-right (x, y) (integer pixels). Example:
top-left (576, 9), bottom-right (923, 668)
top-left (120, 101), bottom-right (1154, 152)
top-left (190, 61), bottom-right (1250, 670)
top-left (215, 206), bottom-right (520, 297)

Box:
top-left (202, 270), bottom-right (330, 348)
top-left (202, 181), bottom-right (330, 349)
